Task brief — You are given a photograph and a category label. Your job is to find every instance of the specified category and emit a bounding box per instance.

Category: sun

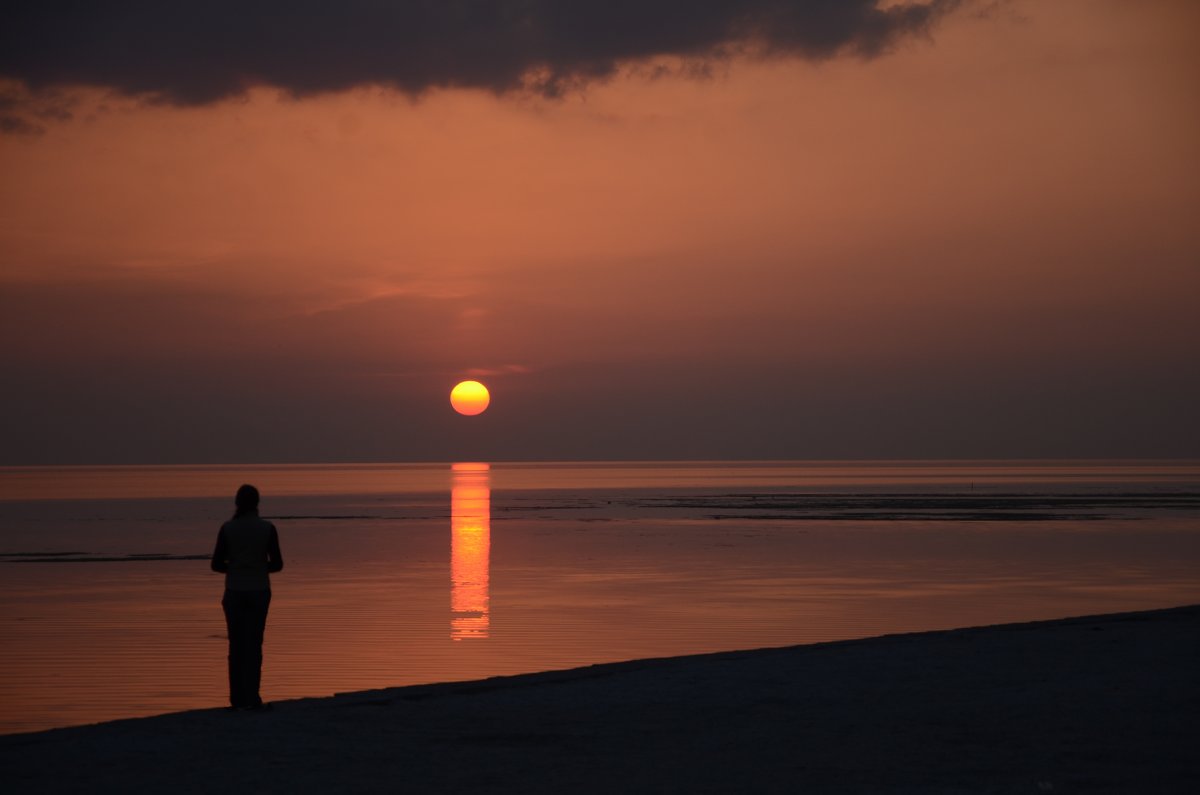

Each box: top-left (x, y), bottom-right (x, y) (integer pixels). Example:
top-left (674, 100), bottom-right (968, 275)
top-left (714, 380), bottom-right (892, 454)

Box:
top-left (450, 380), bottom-right (490, 416)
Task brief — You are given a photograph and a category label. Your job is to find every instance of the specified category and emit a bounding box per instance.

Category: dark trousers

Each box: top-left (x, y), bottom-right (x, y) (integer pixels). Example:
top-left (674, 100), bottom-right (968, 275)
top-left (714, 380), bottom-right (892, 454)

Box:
top-left (222, 589), bottom-right (271, 708)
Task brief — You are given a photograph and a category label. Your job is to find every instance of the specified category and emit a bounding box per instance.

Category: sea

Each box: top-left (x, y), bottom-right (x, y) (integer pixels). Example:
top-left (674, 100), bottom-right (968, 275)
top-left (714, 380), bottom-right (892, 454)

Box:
top-left (2, 460), bottom-right (1198, 735)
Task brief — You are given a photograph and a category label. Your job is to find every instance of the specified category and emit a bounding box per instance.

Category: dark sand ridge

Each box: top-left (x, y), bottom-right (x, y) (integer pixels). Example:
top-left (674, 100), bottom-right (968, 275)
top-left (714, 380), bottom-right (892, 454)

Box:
top-left (4, 606), bottom-right (1197, 794)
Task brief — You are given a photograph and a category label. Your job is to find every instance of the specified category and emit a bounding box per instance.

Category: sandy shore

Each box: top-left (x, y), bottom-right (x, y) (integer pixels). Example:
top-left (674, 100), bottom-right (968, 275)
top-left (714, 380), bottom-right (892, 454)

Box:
top-left (4, 605), bottom-right (1197, 794)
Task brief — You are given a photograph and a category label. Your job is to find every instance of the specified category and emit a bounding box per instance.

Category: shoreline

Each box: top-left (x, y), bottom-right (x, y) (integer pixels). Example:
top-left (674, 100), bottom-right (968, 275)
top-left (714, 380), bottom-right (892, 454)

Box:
top-left (4, 604), bottom-right (1198, 793)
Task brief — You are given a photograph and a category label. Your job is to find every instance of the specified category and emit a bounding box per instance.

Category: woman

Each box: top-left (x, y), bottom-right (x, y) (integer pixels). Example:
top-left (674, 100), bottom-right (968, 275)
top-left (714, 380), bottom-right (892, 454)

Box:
top-left (211, 484), bottom-right (284, 710)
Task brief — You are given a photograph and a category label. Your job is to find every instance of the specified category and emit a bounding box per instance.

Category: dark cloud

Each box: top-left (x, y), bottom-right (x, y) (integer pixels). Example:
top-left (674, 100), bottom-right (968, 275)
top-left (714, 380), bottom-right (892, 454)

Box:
top-left (1, 1), bottom-right (961, 106)
top-left (0, 114), bottom-right (41, 135)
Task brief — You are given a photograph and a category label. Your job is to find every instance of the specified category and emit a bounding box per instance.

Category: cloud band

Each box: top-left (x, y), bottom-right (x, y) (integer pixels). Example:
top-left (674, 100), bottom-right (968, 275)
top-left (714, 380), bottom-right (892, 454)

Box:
top-left (1, 1), bottom-right (961, 105)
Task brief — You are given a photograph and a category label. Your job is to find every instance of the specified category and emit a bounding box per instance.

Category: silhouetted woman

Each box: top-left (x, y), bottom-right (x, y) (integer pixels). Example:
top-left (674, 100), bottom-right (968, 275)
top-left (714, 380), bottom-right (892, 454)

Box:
top-left (211, 484), bottom-right (283, 710)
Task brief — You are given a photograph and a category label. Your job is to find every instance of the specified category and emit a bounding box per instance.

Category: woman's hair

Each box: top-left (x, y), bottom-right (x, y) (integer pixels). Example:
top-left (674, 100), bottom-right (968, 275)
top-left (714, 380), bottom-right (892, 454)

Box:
top-left (234, 484), bottom-right (260, 518)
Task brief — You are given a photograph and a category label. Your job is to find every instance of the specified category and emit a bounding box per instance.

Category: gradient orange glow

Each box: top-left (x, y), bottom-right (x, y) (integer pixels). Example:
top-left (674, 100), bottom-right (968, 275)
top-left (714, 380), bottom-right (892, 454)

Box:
top-left (450, 462), bottom-right (491, 640)
top-left (0, 0), bottom-right (1197, 462)
top-left (450, 381), bottom-right (491, 416)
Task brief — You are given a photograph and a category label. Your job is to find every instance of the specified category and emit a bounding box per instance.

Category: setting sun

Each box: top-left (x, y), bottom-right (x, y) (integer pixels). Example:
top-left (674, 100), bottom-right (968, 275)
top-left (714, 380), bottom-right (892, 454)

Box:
top-left (450, 380), bottom-right (491, 416)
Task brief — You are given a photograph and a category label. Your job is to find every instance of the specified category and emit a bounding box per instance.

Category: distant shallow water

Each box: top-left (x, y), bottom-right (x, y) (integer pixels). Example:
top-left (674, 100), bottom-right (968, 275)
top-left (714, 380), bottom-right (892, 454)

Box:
top-left (2, 460), bottom-right (1199, 734)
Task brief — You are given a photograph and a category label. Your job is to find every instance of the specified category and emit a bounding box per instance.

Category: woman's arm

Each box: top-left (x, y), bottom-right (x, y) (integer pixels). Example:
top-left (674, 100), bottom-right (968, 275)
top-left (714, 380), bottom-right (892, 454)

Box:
top-left (211, 527), bottom-right (229, 573)
top-left (267, 525), bottom-right (283, 573)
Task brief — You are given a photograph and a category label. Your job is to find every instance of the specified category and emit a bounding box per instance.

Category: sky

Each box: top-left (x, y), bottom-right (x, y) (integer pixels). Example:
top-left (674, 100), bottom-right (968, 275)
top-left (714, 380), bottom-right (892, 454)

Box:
top-left (1, 0), bottom-right (1197, 464)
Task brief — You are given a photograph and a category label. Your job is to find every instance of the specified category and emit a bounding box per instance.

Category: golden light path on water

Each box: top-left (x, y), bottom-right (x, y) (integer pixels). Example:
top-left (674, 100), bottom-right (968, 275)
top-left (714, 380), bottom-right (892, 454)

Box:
top-left (450, 463), bottom-right (490, 640)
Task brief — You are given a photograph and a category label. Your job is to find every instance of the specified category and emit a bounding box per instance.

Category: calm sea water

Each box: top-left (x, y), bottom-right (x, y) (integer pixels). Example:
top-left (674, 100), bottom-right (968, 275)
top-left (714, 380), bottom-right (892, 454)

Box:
top-left (2, 460), bottom-right (1199, 735)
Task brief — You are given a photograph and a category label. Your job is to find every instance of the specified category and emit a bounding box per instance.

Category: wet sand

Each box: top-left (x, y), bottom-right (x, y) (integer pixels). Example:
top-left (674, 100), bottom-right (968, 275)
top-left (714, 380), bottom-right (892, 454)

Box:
top-left (3, 604), bottom-right (1197, 793)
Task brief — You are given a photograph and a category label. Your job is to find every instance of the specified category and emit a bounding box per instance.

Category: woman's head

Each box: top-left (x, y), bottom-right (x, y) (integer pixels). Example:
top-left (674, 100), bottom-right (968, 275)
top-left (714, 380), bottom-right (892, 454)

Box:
top-left (234, 484), bottom-right (260, 516)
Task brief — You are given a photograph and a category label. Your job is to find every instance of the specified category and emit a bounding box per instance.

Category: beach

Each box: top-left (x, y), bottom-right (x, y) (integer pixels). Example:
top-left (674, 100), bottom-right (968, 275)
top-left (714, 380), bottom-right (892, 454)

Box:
top-left (4, 604), bottom-right (1196, 793)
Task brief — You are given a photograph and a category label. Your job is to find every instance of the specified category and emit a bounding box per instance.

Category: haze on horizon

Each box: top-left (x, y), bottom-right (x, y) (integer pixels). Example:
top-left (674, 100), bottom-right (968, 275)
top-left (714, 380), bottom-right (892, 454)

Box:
top-left (1, 0), bottom-right (1197, 465)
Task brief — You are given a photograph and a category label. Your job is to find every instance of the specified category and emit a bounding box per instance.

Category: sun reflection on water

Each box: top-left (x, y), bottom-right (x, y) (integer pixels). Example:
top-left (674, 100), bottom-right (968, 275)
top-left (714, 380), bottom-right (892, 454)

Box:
top-left (451, 462), bottom-right (490, 640)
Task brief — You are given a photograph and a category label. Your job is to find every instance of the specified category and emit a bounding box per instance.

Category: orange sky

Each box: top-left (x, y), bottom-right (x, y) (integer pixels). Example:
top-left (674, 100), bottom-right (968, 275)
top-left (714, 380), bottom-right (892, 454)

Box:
top-left (1, 0), bottom-right (1197, 463)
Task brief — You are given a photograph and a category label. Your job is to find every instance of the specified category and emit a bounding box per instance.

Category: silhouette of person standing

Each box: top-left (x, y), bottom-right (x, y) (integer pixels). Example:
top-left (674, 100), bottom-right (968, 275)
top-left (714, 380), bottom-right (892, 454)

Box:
top-left (211, 484), bottom-right (283, 710)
